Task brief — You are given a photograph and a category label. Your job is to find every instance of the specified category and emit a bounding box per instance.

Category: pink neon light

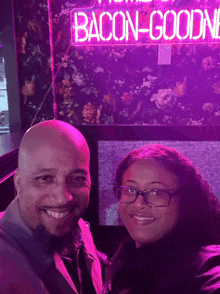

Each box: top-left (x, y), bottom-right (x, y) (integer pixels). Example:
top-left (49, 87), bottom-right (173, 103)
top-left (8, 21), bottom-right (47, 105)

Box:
top-left (163, 10), bottom-right (176, 40)
top-left (97, 0), bottom-right (178, 3)
top-left (190, 9), bottom-right (203, 40)
top-left (137, 0), bottom-right (152, 2)
top-left (216, 9), bottom-right (220, 38)
top-left (74, 12), bottom-right (88, 42)
top-left (150, 11), bottom-right (163, 40)
top-left (97, 0), bottom-right (209, 4)
top-left (176, 10), bottom-right (190, 39)
top-left (112, 11), bottom-right (126, 40)
top-left (126, 11), bottom-right (138, 40)
top-left (99, 0), bottom-right (152, 2)
top-left (203, 9), bottom-right (217, 39)
top-left (88, 12), bottom-right (100, 41)
top-left (100, 12), bottom-right (113, 41)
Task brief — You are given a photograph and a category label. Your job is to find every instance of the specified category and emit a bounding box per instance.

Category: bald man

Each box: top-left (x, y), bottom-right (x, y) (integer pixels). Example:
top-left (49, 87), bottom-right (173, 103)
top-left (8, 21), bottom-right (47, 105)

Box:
top-left (0, 120), bottom-right (103, 294)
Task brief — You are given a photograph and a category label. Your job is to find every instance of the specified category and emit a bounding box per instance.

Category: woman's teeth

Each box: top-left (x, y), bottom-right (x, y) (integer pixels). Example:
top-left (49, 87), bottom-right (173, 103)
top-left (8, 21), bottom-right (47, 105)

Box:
top-left (133, 216), bottom-right (154, 221)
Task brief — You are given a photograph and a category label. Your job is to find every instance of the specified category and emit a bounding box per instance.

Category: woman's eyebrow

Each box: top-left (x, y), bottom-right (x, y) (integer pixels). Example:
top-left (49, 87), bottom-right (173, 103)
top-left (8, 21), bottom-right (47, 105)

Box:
top-left (124, 180), bottom-right (170, 187)
top-left (124, 180), bottom-right (136, 184)
top-left (149, 181), bottom-right (171, 187)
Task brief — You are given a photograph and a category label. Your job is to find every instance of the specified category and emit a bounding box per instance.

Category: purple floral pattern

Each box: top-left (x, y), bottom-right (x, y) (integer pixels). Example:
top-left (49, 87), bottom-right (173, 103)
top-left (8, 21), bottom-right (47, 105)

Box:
top-left (13, 0), bottom-right (54, 128)
top-left (13, 0), bottom-right (220, 127)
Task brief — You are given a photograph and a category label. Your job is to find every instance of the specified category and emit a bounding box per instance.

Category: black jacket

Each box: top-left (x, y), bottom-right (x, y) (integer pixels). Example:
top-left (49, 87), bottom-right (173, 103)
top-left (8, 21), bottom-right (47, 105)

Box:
top-left (105, 221), bottom-right (220, 294)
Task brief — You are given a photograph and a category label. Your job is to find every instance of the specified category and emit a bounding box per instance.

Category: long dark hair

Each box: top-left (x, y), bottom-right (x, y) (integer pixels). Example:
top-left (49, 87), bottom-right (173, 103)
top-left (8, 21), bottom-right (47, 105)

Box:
top-left (114, 144), bottom-right (220, 244)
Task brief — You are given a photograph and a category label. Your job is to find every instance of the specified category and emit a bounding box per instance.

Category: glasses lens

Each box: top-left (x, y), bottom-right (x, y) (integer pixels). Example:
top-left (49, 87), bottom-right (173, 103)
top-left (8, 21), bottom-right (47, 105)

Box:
top-left (146, 189), bottom-right (170, 207)
top-left (117, 186), bottom-right (137, 203)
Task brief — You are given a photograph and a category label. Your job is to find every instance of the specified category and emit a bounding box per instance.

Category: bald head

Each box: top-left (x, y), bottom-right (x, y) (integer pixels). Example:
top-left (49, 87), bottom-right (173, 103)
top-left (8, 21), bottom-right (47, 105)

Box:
top-left (18, 120), bottom-right (90, 171)
top-left (14, 120), bottom-right (91, 236)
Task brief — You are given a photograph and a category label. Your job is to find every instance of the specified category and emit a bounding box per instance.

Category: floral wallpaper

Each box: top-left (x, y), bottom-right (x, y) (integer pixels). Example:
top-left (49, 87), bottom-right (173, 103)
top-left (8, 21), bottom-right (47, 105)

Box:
top-left (14, 0), bottom-right (220, 127)
top-left (13, 0), bottom-right (54, 129)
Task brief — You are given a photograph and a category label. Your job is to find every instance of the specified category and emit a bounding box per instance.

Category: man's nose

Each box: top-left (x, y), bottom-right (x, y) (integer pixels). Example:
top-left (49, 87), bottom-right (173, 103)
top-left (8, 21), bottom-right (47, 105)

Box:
top-left (52, 182), bottom-right (73, 205)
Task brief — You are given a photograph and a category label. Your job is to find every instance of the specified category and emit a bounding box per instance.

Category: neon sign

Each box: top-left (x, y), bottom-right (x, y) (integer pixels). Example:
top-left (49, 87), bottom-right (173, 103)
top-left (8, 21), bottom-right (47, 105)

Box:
top-left (71, 0), bottom-right (220, 45)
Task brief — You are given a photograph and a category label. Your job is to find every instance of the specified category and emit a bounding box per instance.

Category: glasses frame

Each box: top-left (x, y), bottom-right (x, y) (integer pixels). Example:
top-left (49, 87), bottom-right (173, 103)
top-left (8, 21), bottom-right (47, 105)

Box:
top-left (116, 186), bottom-right (181, 207)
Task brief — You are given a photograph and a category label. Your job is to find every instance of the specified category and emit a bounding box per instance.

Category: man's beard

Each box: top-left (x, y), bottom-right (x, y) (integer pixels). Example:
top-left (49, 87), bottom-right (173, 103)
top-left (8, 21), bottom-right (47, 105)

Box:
top-left (32, 224), bottom-right (82, 255)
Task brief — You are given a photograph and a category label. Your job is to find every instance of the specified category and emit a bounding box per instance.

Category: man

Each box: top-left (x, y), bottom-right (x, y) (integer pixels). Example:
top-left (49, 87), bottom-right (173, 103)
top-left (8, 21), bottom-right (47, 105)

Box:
top-left (0, 120), bottom-right (103, 294)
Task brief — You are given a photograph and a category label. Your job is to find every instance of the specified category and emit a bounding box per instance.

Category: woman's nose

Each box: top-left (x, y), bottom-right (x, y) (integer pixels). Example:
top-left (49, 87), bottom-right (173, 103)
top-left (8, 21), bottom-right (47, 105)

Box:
top-left (132, 193), bottom-right (148, 207)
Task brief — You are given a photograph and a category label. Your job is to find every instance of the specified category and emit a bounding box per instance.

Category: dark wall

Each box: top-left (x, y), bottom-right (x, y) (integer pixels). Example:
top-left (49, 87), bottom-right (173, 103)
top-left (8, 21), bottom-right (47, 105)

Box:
top-left (0, 176), bottom-right (16, 212)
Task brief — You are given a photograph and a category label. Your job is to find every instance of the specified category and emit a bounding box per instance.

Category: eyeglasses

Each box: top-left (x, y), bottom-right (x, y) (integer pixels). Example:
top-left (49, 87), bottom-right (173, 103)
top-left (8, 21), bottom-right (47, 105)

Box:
top-left (116, 186), bottom-right (181, 207)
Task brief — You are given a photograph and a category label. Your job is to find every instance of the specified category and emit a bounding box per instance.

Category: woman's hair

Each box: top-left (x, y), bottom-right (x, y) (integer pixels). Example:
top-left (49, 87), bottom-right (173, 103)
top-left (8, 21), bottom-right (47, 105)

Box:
top-left (114, 144), bottom-right (220, 243)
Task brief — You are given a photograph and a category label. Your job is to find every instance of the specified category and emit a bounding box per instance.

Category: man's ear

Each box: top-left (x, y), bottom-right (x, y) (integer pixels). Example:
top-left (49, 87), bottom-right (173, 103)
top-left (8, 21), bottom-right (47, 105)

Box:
top-left (14, 169), bottom-right (21, 196)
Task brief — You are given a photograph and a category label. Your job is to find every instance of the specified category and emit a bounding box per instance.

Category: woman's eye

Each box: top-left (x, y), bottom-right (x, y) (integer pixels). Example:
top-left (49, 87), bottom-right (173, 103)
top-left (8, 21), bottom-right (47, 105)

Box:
top-left (127, 187), bottom-right (137, 194)
top-left (152, 189), bottom-right (165, 196)
top-left (154, 189), bottom-right (162, 195)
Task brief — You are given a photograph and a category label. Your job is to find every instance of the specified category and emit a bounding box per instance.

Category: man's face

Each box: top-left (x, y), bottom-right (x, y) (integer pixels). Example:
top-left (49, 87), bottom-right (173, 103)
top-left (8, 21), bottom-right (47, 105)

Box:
top-left (14, 144), bottom-right (91, 237)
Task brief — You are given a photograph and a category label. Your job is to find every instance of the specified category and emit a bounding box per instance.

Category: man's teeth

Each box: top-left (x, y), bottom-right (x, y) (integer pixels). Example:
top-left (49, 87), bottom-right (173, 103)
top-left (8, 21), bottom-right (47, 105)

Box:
top-left (133, 216), bottom-right (154, 221)
top-left (46, 210), bottom-right (70, 219)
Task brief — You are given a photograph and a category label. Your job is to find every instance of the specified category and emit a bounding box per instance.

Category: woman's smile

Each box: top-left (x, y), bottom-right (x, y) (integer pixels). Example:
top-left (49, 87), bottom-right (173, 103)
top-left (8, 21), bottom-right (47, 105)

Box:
top-left (119, 158), bottom-right (180, 248)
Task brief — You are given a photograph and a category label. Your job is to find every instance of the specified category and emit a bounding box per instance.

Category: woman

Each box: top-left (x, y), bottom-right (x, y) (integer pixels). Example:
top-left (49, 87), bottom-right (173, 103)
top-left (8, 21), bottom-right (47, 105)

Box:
top-left (104, 144), bottom-right (220, 294)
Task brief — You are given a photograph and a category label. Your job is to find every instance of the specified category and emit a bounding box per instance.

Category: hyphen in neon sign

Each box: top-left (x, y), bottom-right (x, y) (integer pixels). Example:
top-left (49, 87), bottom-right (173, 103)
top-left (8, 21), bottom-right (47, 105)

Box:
top-left (71, 0), bottom-right (220, 45)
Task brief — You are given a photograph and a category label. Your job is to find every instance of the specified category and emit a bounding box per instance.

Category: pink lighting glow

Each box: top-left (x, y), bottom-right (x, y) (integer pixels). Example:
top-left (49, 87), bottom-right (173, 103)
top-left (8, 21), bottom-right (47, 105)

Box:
top-left (71, 0), bottom-right (220, 46)
top-left (97, 0), bottom-right (176, 3)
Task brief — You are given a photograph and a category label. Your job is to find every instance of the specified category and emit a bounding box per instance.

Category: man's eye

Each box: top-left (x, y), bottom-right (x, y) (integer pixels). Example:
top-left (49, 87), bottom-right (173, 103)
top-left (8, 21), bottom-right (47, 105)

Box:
top-left (35, 175), bottom-right (54, 184)
top-left (67, 176), bottom-right (87, 187)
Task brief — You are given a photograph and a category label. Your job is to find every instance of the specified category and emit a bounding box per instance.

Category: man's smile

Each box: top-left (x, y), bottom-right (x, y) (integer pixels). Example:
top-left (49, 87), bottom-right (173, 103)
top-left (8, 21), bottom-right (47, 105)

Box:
top-left (45, 209), bottom-right (70, 219)
top-left (41, 206), bottom-right (76, 220)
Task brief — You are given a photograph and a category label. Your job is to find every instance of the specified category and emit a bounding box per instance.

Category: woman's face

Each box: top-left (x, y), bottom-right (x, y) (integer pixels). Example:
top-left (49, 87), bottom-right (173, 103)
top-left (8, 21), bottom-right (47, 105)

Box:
top-left (119, 159), bottom-right (180, 248)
